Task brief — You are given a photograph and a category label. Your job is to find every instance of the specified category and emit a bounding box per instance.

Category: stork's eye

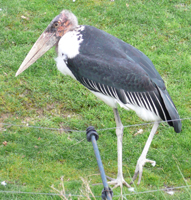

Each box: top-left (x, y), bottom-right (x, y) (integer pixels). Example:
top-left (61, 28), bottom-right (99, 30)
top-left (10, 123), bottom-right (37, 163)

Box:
top-left (54, 22), bottom-right (59, 27)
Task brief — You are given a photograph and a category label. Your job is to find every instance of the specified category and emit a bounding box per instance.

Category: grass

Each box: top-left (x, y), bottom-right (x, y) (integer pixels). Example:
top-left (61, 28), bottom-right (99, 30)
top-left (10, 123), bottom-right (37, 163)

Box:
top-left (0, 0), bottom-right (191, 199)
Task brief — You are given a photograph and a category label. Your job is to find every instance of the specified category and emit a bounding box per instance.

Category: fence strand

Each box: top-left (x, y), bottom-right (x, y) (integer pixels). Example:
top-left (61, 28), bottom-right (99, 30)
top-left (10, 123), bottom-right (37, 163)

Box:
top-left (0, 117), bottom-right (190, 133)
top-left (0, 184), bottom-right (190, 197)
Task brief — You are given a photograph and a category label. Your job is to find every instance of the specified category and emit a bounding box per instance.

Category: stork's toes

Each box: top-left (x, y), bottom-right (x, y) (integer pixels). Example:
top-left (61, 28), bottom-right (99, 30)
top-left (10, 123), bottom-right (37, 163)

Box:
top-left (106, 175), bottom-right (131, 189)
top-left (130, 158), bottom-right (156, 185)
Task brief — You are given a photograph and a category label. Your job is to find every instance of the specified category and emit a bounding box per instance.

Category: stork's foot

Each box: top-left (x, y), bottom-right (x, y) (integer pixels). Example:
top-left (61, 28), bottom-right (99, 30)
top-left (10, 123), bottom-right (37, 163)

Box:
top-left (106, 175), bottom-right (131, 189)
top-left (130, 157), bottom-right (156, 185)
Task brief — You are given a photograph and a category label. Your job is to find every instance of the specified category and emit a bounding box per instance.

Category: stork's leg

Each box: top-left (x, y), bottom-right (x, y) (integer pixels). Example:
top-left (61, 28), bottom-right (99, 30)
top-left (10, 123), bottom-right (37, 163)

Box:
top-left (131, 121), bottom-right (159, 185)
top-left (107, 108), bottom-right (131, 188)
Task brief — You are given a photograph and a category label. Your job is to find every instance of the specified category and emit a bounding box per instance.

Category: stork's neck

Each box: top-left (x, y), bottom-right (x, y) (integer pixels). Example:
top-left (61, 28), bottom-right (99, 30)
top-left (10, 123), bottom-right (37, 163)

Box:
top-left (54, 25), bottom-right (84, 56)
top-left (54, 25), bottom-right (85, 79)
top-left (57, 25), bottom-right (85, 59)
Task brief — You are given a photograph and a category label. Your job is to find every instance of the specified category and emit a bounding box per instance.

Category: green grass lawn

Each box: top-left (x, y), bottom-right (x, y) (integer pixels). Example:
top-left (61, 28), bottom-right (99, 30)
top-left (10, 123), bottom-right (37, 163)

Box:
top-left (0, 0), bottom-right (191, 199)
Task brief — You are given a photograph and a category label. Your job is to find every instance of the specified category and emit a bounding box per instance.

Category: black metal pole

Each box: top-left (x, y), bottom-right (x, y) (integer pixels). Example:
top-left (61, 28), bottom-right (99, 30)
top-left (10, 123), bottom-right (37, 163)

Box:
top-left (86, 126), bottom-right (113, 200)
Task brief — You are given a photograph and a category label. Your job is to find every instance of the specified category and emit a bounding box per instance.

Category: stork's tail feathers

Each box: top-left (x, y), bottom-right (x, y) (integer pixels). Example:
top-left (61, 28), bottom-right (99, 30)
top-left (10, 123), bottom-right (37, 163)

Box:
top-left (158, 88), bottom-right (182, 133)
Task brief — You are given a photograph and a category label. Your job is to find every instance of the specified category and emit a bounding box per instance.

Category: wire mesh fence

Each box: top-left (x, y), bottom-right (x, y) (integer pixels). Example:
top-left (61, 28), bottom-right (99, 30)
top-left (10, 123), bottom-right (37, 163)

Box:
top-left (0, 117), bottom-right (191, 199)
top-left (0, 184), bottom-right (191, 199)
top-left (1, 117), bottom-right (190, 133)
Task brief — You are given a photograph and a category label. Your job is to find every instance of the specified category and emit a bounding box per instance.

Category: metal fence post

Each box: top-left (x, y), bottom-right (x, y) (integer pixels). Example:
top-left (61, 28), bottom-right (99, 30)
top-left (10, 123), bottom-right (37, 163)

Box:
top-left (86, 126), bottom-right (113, 200)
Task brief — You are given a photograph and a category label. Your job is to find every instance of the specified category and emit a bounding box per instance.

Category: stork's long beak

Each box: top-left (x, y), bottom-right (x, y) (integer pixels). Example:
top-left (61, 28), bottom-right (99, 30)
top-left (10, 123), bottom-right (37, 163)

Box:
top-left (15, 31), bottom-right (58, 76)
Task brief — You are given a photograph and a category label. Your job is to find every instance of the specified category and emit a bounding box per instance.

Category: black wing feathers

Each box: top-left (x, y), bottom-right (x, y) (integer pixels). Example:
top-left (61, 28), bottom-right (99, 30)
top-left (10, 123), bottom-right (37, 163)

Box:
top-left (67, 25), bottom-right (181, 133)
top-left (76, 73), bottom-right (171, 125)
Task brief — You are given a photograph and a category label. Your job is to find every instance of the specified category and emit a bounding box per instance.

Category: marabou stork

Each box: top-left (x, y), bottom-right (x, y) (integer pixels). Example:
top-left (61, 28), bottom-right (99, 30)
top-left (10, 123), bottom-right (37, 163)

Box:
top-left (16, 10), bottom-right (181, 188)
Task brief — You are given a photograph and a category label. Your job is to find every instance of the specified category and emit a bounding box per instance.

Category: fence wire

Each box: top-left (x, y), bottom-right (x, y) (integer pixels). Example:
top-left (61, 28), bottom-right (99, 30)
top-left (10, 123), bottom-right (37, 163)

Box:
top-left (0, 117), bottom-right (190, 133)
top-left (0, 184), bottom-right (191, 198)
